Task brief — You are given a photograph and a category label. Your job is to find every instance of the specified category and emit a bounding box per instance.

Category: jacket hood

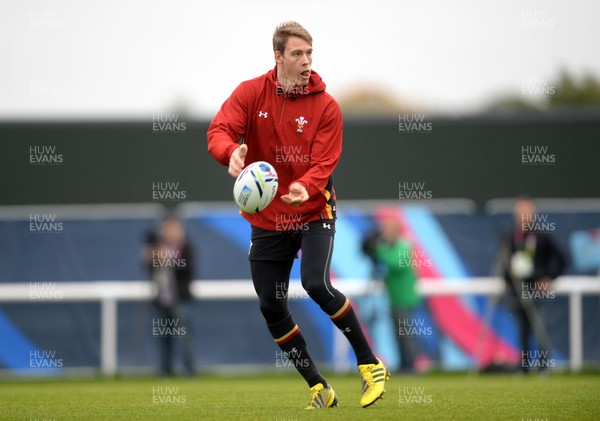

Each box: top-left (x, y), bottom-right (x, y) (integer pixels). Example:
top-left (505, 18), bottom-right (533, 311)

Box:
top-left (267, 66), bottom-right (326, 96)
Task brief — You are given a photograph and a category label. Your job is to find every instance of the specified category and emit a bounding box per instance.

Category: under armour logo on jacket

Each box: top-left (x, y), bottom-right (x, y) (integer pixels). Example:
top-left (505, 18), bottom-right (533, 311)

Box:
top-left (258, 111), bottom-right (268, 118)
top-left (323, 223), bottom-right (331, 229)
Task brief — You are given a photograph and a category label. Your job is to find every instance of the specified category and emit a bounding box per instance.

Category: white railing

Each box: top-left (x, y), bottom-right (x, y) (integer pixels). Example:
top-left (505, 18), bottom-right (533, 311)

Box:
top-left (1, 276), bottom-right (598, 375)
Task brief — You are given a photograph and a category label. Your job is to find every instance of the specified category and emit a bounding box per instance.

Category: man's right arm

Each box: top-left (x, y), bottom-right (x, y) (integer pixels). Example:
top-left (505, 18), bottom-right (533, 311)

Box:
top-left (207, 83), bottom-right (249, 168)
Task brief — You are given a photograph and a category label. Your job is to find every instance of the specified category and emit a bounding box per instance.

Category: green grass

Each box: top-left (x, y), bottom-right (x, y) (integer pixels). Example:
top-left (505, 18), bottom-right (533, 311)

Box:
top-left (0, 373), bottom-right (598, 420)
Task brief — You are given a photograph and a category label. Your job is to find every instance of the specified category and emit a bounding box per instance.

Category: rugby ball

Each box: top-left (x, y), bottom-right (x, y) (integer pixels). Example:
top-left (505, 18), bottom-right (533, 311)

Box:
top-left (233, 161), bottom-right (278, 213)
top-left (510, 251), bottom-right (534, 279)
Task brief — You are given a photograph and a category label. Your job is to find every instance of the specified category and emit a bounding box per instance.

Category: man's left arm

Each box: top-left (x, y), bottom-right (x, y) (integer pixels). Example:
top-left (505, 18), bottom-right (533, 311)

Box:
top-left (544, 235), bottom-right (567, 279)
top-left (538, 235), bottom-right (568, 290)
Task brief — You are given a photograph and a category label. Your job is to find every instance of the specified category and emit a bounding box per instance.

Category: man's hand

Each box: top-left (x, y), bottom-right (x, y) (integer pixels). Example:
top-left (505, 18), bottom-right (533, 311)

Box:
top-left (228, 144), bottom-right (248, 177)
top-left (537, 276), bottom-right (552, 292)
top-left (281, 182), bottom-right (309, 206)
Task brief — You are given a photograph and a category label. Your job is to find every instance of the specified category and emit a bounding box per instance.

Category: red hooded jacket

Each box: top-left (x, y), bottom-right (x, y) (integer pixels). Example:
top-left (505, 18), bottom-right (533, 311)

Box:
top-left (207, 67), bottom-right (342, 231)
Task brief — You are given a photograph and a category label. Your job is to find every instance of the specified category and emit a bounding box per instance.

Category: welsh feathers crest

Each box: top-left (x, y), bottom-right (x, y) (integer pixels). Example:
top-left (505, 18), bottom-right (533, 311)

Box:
top-left (295, 116), bottom-right (308, 133)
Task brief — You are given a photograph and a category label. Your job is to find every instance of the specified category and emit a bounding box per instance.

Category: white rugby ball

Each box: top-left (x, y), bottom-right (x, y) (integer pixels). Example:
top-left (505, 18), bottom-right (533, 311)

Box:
top-left (510, 251), bottom-right (534, 279)
top-left (233, 161), bottom-right (279, 214)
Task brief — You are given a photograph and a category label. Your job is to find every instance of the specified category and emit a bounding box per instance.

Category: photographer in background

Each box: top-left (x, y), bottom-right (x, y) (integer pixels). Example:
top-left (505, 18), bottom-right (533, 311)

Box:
top-left (363, 215), bottom-right (429, 373)
top-left (500, 196), bottom-right (567, 373)
top-left (144, 215), bottom-right (196, 377)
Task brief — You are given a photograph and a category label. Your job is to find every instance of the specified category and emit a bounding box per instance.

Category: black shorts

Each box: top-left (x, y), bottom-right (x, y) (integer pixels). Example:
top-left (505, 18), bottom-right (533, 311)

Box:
top-left (248, 220), bottom-right (335, 261)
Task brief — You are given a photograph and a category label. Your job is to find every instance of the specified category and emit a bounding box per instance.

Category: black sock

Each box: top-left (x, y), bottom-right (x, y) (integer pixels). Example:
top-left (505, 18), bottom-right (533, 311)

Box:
top-left (329, 298), bottom-right (378, 365)
top-left (268, 315), bottom-right (327, 388)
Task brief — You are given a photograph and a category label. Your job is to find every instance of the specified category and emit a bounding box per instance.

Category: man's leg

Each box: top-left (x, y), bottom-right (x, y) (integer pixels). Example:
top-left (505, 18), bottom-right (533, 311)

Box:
top-left (250, 259), bottom-right (328, 389)
top-left (533, 301), bottom-right (550, 371)
top-left (300, 221), bottom-right (388, 407)
top-left (393, 308), bottom-right (417, 371)
top-left (157, 306), bottom-right (173, 376)
top-left (300, 222), bottom-right (376, 365)
top-left (176, 302), bottom-right (195, 376)
top-left (517, 304), bottom-right (531, 373)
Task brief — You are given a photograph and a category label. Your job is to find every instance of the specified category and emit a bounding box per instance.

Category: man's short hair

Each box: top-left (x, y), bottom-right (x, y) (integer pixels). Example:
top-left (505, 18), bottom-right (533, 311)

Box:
top-left (273, 21), bottom-right (312, 55)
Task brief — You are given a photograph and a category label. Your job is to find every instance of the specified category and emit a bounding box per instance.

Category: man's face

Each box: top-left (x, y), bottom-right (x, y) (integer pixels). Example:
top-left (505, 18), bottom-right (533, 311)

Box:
top-left (514, 199), bottom-right (536, 228)
top-left (275, 36), bottom-right (312, 87)
top-left (161, 219), bottom-right (185, 245)
top-left (380, 218), bottom-right (401, 243)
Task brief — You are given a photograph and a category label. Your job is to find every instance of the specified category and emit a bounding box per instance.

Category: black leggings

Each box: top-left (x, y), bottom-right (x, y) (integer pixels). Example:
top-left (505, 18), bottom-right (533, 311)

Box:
top-left (249, 222), bottom-right (346, 324)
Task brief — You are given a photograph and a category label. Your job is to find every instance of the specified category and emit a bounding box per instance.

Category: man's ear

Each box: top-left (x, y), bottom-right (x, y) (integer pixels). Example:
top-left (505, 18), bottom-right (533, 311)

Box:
top-left (274, 50), bottom-right (283, 63)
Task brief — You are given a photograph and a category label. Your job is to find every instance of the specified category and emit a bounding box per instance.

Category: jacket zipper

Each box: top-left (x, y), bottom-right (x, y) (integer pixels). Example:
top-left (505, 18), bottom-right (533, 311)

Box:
top-left (278, 95), bottom-right (287, 127)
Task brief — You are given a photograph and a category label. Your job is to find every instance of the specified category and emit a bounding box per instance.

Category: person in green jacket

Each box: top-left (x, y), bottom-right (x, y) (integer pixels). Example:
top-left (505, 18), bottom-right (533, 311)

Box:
top-left (363, 216), bottom-right (427, 372)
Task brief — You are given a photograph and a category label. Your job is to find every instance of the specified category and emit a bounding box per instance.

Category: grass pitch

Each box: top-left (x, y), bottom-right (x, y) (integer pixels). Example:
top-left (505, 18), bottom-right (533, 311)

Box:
top-left (0, 372), bottom-right (598, 420)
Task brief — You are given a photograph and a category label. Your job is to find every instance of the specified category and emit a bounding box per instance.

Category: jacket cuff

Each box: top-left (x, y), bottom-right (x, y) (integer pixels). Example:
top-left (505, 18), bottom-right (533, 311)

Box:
top-left (224, 143), bottom-right (239, 166)
top-left (289, 180), bottom-right (310, 196)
